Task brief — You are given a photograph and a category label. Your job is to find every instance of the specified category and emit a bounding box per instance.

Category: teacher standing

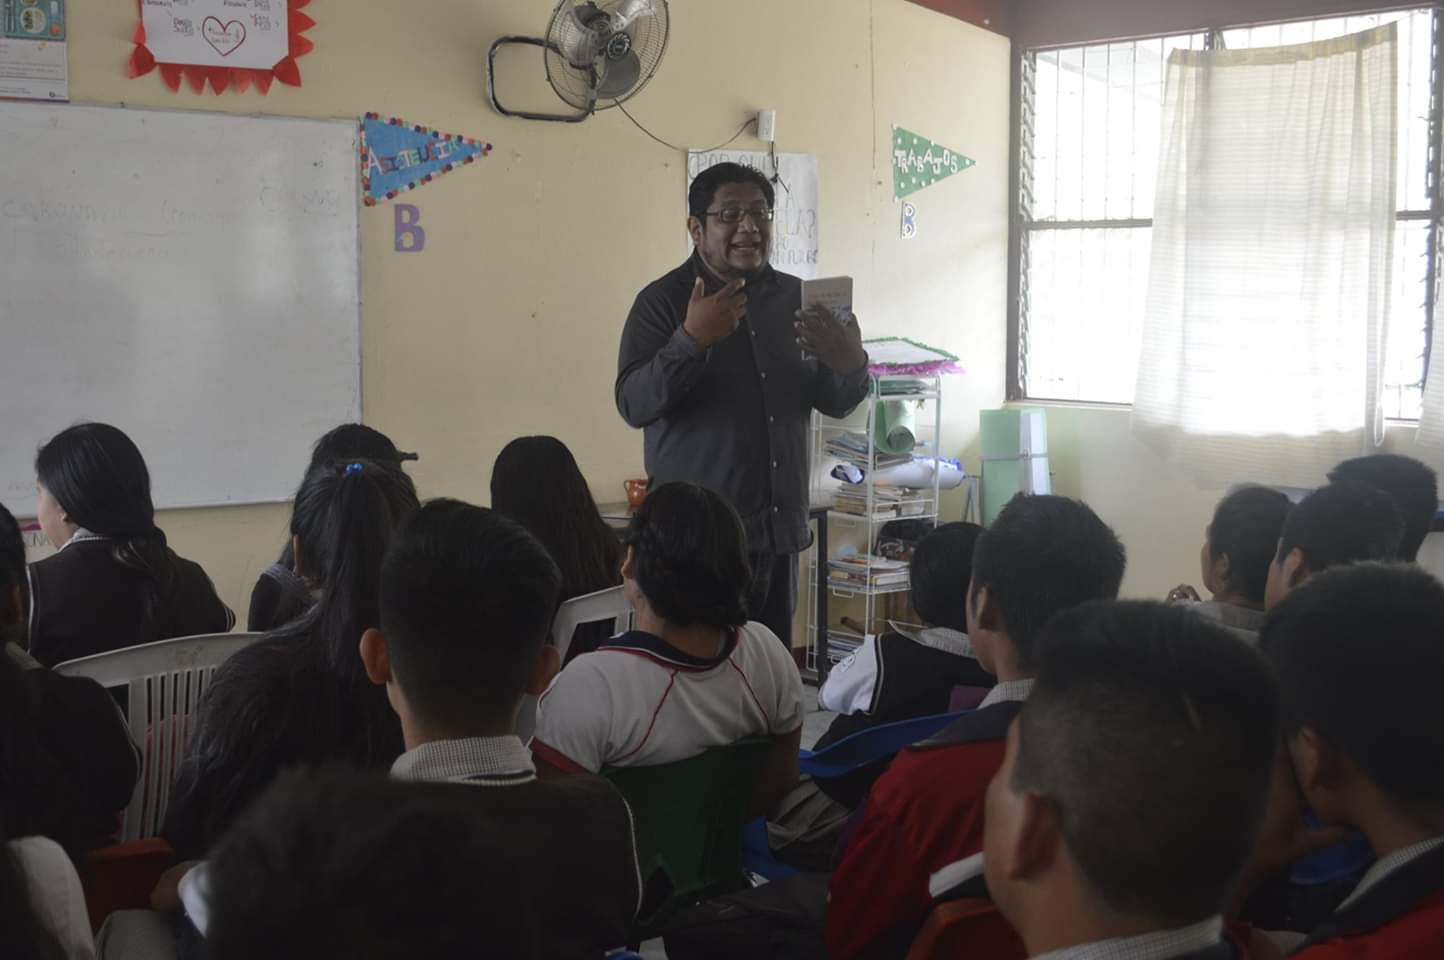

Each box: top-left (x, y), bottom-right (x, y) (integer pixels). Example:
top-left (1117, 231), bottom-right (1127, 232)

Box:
top-left (616, 162), bottom-right (870, 647)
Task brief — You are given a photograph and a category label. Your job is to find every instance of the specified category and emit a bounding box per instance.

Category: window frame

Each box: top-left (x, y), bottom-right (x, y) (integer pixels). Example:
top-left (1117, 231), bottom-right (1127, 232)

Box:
top-left (1006, 10), bottom-right (1444, 419)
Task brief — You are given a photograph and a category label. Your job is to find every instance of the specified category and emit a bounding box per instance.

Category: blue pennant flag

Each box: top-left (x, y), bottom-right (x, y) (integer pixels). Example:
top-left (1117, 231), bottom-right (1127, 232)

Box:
top-left (360, 113), bottom-right (492, 206)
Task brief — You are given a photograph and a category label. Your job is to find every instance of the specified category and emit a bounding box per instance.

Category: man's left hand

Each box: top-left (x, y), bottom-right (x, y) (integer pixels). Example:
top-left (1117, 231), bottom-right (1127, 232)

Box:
top-left (795, 306), bottom-right (867, 374)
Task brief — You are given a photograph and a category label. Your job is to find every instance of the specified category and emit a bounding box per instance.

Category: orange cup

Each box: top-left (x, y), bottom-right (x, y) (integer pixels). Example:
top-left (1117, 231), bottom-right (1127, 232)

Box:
top-left (624, 478), bottom-right (647, 508)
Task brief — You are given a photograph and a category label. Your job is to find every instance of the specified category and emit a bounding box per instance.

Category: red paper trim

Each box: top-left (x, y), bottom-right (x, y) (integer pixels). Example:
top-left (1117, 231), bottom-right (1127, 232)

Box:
top-left (128, 0), bottom-right (314, 95)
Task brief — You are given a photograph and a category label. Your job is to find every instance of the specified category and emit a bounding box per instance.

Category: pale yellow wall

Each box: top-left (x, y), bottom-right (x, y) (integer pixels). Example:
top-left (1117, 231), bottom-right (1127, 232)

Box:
top-left (48, 1), bottom-right (1010, 619)
top-left (1043, 406), bottom-right (1437, 599)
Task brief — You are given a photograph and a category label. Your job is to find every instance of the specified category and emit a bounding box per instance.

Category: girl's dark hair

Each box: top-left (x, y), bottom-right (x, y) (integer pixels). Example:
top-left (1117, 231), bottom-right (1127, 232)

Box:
top-left (166, 460), bottom-right (419, 855)
top-left (623, 482), bottom-right (750, 629)
top-left (1209, 486), bottom-right (1293, 605)
top-left (0, 503), bottom-right (24, 610)
top-left (35, 423), bottom-right (183, 642)
top-left (490, 437), bottom-right (619, 601)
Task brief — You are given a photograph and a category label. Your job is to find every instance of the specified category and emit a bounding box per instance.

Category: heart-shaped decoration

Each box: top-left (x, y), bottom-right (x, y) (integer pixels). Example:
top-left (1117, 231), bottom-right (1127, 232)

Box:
top-left (201, 16), bottom-right (246, 57)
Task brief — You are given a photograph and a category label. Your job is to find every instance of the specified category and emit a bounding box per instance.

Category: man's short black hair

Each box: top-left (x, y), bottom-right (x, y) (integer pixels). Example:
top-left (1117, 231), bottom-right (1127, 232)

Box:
top-left (970, 495), bottom-right (1125, 671)
top-left (1262, 563), bottom-right (1444, 821)
top-left (207, 768), bottom-right (537, 960)
top-left (1329, 455), bottom-right (1438, 561)
top-left (687, 162), bottom-right (776, 219)
top-left (1013, 601), bottom-right (1279, 927)
top-left (910, 522), bottom-right (983, 633)
top-left (380, 499), bottom-right (562, 732)
top-left (1277, 482), bottom-right (1403, 573)
top-left (623, 482), bottom-right (751, 629)
top-left (1209, 486), bottom-right (1292, 605)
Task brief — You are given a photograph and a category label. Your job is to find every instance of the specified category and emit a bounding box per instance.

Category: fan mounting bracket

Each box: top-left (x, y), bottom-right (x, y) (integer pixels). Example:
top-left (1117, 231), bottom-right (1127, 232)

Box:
top-left (486, 35), bottom-right (596, 123)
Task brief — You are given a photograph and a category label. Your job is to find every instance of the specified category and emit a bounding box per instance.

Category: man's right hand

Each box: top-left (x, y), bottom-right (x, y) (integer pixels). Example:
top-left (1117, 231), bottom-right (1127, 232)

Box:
top-left (683, 277), bottom-right (746, 348)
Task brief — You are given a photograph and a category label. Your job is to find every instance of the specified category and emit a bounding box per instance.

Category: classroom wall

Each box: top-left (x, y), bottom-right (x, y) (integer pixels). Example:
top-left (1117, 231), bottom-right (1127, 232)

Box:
top-left (1043, 406), bottom-right (1432, 599)
top-left (54, 0), bottom-right (1011, 620)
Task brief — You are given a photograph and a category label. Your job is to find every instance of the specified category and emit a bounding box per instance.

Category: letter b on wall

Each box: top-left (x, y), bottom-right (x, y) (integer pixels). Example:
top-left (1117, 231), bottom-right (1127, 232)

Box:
top-left (394, 203), bottom-right (425, 253)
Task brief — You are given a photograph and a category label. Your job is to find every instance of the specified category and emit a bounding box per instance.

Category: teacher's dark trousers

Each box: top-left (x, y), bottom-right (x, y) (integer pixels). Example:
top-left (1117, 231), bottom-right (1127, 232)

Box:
top-left (748, 551), bottom-right (799, 649)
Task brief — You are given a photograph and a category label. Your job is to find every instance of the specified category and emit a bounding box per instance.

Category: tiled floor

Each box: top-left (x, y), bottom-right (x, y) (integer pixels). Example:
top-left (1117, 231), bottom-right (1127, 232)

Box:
top-left (639, 698), bottom-right (835, 958)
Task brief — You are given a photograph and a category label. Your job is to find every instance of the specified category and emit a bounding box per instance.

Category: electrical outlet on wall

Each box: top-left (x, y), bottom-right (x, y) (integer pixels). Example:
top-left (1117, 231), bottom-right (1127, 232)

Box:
top-left (757, 109), bottom-right (776, 142)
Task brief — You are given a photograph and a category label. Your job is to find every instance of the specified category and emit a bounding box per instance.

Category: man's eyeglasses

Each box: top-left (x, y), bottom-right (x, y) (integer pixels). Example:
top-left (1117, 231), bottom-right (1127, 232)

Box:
top-left (702, 207), bottom-right (775, 225)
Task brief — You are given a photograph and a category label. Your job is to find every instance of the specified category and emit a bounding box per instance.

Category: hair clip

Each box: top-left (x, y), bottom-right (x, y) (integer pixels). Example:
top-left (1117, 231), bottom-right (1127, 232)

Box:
top-left (344, 462), bottom-right (364, 476)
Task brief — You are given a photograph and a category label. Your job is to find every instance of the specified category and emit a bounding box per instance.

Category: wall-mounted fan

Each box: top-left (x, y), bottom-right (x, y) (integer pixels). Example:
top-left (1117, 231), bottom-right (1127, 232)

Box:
top-left (487, 0), bottom-right (670, 123)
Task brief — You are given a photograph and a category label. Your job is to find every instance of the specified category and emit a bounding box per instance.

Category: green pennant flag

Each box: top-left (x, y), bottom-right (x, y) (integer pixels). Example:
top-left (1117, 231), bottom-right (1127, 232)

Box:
top-left (892, 127), bottom-right (975, 199)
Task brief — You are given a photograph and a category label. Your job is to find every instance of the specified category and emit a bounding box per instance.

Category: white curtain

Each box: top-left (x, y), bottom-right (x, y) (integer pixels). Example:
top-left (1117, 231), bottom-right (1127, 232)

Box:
top-left (1132, 26), bottom-right (1397, 488)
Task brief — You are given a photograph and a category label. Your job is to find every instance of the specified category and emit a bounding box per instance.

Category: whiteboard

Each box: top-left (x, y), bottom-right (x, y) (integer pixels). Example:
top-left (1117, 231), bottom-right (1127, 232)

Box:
top-left (0, 102), bottom-right (360, 515)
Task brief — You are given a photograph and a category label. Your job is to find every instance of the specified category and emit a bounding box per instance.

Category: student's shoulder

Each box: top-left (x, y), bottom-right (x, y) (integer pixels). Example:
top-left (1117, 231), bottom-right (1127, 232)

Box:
top-left (735, 621), bottom-right (800, 671)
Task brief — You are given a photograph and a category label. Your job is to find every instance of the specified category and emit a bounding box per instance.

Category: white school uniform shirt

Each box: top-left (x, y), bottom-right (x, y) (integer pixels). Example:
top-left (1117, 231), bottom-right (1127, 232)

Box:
top-left (531, 622), bottom-right (805, 773)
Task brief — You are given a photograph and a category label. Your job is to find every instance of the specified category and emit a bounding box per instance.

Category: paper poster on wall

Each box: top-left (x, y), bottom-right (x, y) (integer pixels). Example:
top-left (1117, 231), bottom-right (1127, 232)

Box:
top-left (130, 0), bottom-right (315, 95)
top-left (0, 0), bottom-right (68, 101)
top-left (361, 114), bottom-right (492, 207)
top-left (893, 127), bottom-right (975, 199)
top-left (686, 149), bottom-right (819, 280)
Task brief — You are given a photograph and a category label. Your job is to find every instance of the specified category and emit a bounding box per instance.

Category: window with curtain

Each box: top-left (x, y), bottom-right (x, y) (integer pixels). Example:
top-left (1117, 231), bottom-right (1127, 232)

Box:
top-left (1014, 9), bottom-right (1437, 421)
top-left (1130, 24), bottom-right (1397, 487)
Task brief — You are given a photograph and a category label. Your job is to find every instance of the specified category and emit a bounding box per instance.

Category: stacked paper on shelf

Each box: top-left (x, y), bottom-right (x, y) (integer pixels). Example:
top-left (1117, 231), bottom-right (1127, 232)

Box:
top-left (827, 553), bottom-right (910, 589)
top-left (824, 431), bottom-right (912, 468)
top-left (832, 485), bottom-right (928, 519)
top-left (826, 628), bottom-right (867, 662)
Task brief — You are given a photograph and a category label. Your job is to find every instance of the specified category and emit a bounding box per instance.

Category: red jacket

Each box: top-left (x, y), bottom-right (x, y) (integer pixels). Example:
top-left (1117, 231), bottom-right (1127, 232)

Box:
top-left (1293, 844), bottom-right (1444, 959)
top-left (826, 701), bottom-right (1021, 960)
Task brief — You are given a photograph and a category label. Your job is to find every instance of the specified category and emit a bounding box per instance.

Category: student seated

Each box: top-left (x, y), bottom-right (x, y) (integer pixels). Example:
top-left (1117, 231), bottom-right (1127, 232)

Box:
top-left (827, 494), bottom-right (1126, 960)
top-left (982, 600), bottom-right (1279, 960)
top-left (767, 522), bottom-right (993, 869)
top-left (1329, 454), bottom-right (1438, 562)
top-left (531, 481), bottom-right (804, 819)
top-left (205, 769), bottom-right (595, 960)
top-left (166, 500), bottom-right (641, 957)
top-left (1264, 482), bottom-right (1403, 610)
top-left (247, 423), bottom-right (417, 632)
top-left (490, 435), bottom-right (621, 662)
top-left (1169, 485), bottom-right (1291, 641)
top-left (165, 460), bottom-right (417, 859)
top-left (819, 521), bottom-right (991, 733)
top-left (1248, 563), bottom-right (1444, 958)
top-left (0, 503), bottom-right (139, 864)
top-left (28, 423), bottom-right (233, 667)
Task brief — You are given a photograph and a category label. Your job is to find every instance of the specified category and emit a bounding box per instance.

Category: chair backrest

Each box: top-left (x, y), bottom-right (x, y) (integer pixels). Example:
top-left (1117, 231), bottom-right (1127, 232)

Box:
top-left (55, 632), bottom-right (262, 841)
top-left (604, 737), bottom-right (773, 937)
top-left (515, 586), bottom-right (633, 743)
top-left (905, 897), bottom-right (1026, 960)
top-left (799, 711), bottom-right (963, 780)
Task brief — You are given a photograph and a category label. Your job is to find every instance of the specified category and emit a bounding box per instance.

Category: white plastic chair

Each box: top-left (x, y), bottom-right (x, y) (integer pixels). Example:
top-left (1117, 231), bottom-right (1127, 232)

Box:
top-left (54, 632), bottom-right (262, 841)
top-left (516, 586), bottom-right (633, 743)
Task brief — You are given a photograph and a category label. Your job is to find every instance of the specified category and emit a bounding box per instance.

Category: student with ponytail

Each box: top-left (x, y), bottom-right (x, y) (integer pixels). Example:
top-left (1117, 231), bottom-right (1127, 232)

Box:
top-left (28, 423), bottom-right (233, 667)
top-left (164, 460), bottom-right (419, 859)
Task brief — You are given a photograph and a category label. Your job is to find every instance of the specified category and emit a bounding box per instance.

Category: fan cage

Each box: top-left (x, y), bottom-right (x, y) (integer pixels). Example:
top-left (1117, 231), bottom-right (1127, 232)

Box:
top-left (542, 0), bottom-right (670, 111)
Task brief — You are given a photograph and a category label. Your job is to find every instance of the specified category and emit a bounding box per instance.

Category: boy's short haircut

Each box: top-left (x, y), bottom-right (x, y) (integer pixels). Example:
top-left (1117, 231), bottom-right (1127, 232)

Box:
top-left (969, 495), bottom-right (1126, 671)
top-left (1263, 563), bottom-right (1444, 819)
top-left (207, 768), bottom-right (535, 960)
top-left (910, 522), bottom-right (984, 633)
top-left (1329, 455), bottom-right (1439, 562)
top-left (1277, 482), bottom-right (1403, 573)
top-left (1209, 486), bottom-right (1292, 605)
top-left (380, 499), bottom-right (562, 731)
top-left (1013, 601), bottom-right (1279, 926)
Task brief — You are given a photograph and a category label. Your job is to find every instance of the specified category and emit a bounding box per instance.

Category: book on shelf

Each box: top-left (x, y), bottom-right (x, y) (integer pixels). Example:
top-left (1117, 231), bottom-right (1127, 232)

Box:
top-left (827, 554), bottom-right (911, 589)
top-left (823, 431), bottom-right (912, 469)
top-left (831, 487), bottom-right (928, 519)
